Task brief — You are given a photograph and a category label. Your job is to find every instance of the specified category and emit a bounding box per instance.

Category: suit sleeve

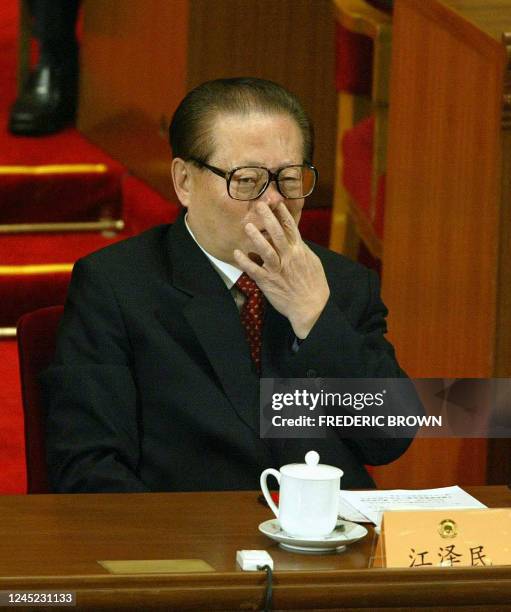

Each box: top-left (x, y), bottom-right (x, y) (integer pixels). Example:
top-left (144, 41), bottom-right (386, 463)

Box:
top-left (41, 257), bottom-right (150, 493)
top-left (278, 267), bottom-right (423, 465)
top-left (282, 268), bottom-right (403, 378)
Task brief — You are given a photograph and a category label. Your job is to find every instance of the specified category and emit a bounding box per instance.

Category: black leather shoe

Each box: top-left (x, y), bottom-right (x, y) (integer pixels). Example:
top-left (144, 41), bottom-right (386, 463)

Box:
top-left (8, 61), bottom-right (78, 136)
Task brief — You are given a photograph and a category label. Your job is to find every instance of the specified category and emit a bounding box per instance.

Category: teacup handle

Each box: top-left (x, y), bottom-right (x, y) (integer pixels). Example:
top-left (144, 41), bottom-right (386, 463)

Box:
top-left (260, 468), bottom-right (281, 518)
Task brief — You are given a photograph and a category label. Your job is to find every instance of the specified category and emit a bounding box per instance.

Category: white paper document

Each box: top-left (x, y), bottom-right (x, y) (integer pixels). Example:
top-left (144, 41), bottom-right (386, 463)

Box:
top-left (338, 485), bottom-right (487, 525)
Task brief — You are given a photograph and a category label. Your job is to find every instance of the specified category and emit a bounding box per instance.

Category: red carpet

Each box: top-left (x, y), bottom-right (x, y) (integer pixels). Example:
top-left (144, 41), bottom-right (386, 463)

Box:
top-left (0, 2), bottom-right (331, 494)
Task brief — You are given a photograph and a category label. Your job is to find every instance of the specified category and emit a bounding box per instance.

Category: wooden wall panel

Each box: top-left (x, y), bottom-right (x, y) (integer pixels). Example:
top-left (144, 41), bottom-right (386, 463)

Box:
top-left (78, 0), bottom-right (190, 200)
top-left (382, 0), bottom-right (502, 378)
top-left (487, 37), bottom-right (511, 484)
top-left (187, 0), bottom-right (336, 208)
top-left (78, 0), bottom-right (336, 207)
top-left (372, 0), bottom-right (511, 489)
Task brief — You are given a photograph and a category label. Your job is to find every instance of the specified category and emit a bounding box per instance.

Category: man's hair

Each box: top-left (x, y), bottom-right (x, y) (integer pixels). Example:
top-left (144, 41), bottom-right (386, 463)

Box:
top-left (169, 77), bottom-right (314, 163)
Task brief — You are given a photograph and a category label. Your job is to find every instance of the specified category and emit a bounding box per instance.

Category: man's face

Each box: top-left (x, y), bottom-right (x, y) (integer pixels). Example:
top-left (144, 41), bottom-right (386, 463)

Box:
top-left (180, 112), bottom-right (306, 264)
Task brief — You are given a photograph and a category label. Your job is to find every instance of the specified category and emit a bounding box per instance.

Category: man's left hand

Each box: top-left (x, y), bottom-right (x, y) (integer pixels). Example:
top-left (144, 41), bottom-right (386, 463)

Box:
top-left (233, 201), bottom-right (330, 339)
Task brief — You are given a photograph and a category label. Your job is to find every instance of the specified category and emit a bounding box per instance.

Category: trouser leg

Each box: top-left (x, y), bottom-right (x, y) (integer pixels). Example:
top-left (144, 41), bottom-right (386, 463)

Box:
top-left (28, 0), bottom-right (80, 67)
top-left (8, 0), bottom-right (81, 135)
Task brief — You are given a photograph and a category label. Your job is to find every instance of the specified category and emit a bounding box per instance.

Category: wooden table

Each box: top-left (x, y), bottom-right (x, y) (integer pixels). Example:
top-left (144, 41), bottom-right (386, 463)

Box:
top-left (1, 487), bottom-right (511, 610)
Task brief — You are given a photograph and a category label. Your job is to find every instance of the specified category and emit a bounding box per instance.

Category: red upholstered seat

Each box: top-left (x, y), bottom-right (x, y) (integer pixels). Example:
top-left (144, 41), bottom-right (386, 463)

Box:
top-left (342, 116), bottom-right (375, 218)
top-left (335, 22), bottom-right (373, 95)
top-left (330, 0), bottom-right (392, 262)
top-left (299, 208), bottom-right (331, 247)
top-left (342, 116), bottom-right (385, 245)
top-left (17, 305), bottom-right (64, 494)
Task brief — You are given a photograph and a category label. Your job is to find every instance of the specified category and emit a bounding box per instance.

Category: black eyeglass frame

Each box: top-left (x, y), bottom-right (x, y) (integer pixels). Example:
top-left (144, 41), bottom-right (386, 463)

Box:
top-left (189, 157), bottom-right (318, 201)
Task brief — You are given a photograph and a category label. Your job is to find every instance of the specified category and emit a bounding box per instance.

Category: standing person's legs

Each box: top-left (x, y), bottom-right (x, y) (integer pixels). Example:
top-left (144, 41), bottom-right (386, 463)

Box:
top-left (30, 0), bottom-right (80, 70)
top-left (9, 0), bottom-right (81, 136)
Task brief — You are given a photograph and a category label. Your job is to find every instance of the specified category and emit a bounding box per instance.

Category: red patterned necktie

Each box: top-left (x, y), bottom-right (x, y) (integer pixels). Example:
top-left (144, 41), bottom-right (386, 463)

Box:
top-left (236, 273), bottom-right (265, 372)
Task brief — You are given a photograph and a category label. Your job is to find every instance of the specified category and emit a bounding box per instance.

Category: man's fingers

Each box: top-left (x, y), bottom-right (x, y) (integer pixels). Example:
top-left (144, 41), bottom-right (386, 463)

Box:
top-left (273, 201), bottom-right (300, 242)
top-left (233, 249), bottom-right (268, 281)
top-left (254, 202), bottom-right (289, 253)
top-left (244, 223), bottom-right (281, 271)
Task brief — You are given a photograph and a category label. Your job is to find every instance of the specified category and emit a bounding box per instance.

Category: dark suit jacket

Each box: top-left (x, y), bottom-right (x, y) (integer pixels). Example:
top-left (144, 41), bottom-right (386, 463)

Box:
top-left (42, 213), bottom-right (414, 493)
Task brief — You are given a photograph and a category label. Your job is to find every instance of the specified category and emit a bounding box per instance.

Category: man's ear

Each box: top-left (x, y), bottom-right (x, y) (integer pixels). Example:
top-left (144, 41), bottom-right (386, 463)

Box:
top-left (171, 158), bottom-right (192, 208)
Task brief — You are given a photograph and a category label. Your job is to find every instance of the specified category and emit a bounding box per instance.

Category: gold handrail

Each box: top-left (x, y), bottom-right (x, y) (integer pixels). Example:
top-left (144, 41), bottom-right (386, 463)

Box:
top-left (0, 163), bottom-right (109, 175)
top-left (0, 219), bottom-right (125, 234)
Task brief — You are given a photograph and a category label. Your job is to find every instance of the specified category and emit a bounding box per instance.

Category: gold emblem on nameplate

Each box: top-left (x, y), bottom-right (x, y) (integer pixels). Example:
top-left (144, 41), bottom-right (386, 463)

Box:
top-left (438, 519), bottom-right (458, 539)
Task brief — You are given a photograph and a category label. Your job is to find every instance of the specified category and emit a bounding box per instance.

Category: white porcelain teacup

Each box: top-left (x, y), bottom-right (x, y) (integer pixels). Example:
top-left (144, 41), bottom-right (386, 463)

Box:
top-left (260, 450), bottom-right (343, 538)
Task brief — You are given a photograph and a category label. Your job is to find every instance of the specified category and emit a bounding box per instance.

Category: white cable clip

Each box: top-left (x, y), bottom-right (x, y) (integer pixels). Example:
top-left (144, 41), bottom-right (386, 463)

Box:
top-left (236, 549), bottom-right (274, 571)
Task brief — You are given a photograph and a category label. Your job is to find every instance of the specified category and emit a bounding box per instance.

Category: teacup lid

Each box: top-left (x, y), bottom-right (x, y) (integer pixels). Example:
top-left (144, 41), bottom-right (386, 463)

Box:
top-left (280, 451), bottom-right (343, 480)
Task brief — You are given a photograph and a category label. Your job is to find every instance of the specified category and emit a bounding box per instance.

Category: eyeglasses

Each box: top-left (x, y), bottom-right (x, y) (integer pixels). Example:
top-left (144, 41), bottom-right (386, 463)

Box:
top-left (189, 158), bottom-right (318, 201)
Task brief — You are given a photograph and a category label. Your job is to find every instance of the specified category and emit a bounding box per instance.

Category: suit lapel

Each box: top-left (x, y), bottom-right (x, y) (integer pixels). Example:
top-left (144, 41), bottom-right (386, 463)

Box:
top-left (164, 214), bottom-right (260, 435)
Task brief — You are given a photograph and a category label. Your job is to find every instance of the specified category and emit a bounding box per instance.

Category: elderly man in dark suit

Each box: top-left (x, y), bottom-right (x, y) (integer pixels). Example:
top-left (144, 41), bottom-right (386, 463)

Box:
top-left (43, 77), bottom-right (417, 493)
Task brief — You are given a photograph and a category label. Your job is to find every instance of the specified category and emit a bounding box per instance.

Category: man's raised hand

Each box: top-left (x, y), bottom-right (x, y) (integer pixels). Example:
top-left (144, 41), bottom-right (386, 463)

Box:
top-left (233, 201), bottom-right (330, 339)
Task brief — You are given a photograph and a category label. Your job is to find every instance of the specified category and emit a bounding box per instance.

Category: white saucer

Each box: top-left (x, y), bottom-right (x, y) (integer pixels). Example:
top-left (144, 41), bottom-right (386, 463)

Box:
top-left (258, 519), bottom-right (368, 554)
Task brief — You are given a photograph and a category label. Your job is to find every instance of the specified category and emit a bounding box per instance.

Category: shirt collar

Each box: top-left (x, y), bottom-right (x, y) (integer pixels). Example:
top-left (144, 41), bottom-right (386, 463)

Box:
top-left (184, 213), bottom-right (243, 289)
